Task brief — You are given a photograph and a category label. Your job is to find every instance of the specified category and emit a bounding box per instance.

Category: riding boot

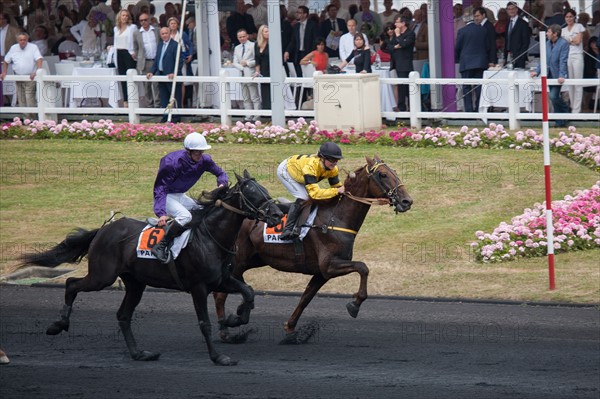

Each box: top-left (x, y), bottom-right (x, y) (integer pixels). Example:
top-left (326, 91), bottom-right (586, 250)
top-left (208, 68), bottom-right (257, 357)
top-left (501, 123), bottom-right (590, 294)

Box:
top-left (280, 199), bottom-right (303, 240)
top-left (151, 221), bottom-right (187, 263)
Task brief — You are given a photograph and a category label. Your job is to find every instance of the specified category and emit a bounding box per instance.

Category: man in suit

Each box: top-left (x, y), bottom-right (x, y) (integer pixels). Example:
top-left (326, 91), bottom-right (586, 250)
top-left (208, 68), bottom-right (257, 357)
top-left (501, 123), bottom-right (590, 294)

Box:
top-left (319, 3), bottom-right (347, 58)
top-left (474, 7), bottom-right (497, 67)
top-left (530, 24), bottom-right (569, 127)
top-left (139, 12), bottom-right (160, 108)
top-left (146, 27), bottom-right (183, 123)
top-left (388, 16), bottom-right (415, 112)
top-left (0, 12), bottom-right (19, 108)
top-left (455, 14), bottom-right (489, 112)
top-left (233, 29), bottom-right (260, 122)
top-left (504, 1), bottom-right (530, 69)
top-left (284, 5), bottom-right (318, 78)
top-left (463, 0), bottom-right (496, 24)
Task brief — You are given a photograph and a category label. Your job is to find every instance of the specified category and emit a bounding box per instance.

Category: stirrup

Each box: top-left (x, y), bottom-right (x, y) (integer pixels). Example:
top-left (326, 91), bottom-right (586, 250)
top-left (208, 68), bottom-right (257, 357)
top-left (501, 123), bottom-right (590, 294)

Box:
top-left (151, 244), bottom-right (172, 263)
top-left (280, 226), bottom-right (299, 241)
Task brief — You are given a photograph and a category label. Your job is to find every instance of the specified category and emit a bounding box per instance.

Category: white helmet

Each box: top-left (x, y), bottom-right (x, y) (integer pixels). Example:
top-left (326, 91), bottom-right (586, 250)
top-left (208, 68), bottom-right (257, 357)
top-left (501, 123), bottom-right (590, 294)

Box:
top-left (183, 132), bottom-right (211, 151)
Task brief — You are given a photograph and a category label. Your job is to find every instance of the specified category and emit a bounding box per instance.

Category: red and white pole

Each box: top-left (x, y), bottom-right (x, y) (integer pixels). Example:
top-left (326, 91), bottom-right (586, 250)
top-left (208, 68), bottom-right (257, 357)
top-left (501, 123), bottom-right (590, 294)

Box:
top-left (539, 31), bottom-right (556, 290)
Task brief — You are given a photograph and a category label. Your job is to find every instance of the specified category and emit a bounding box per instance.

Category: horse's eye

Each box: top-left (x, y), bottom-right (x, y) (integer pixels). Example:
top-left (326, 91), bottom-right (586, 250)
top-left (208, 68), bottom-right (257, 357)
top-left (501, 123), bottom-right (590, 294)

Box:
top-left (380, 173), bottom-right (387, 178)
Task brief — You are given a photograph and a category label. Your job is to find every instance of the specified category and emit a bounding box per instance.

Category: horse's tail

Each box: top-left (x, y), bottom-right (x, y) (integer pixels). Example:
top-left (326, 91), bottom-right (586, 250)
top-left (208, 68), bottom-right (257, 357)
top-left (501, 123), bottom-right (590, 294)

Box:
top-left (21, 228), bottom-right (100, 268)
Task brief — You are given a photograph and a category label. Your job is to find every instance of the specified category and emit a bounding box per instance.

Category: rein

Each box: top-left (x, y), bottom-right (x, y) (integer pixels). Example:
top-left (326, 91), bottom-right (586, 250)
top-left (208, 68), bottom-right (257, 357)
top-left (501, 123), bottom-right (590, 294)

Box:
top-left (214, 199), bottom-right (247, 216)
top-left (343, 192), bottom-right (390, 206)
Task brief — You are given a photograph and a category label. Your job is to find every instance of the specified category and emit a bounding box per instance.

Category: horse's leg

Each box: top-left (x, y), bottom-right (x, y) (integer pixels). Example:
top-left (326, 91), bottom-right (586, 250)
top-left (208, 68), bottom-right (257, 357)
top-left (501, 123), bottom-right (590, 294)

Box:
top-left (324, 260), bottom-right (369, 319)
top-left (191, 284), bottom-right (237, 366)
top-left (116, 275), bottom-right (159, 361)
top-left (213, 292), bottom-right (230, 341)
top-left (218, 277), bottom-right (254, 327)
top-left (214, 278), bottom-right (257, 344)
top-left (47, 274), bottom-right (115, 335)
top-left (284, 274), bottom-right (327, 333)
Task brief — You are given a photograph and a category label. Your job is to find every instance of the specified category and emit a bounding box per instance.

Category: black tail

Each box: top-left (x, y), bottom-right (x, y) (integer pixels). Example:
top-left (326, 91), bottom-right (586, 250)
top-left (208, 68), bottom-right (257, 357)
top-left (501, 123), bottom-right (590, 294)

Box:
top-left (21, 228), bottom-right (100, 267)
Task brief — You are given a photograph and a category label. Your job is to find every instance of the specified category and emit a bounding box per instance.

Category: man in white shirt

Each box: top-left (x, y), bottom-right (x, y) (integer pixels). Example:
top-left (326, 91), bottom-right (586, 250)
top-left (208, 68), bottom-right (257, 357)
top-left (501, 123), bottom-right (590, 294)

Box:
top-left (233, 29), bottom-right (261, 122)
top-left (139, 13), bottom-right (160, 108)
top-left (0, 32), bottom-right (43, 119)
top-left (339, 19), bottom-right (368, 63)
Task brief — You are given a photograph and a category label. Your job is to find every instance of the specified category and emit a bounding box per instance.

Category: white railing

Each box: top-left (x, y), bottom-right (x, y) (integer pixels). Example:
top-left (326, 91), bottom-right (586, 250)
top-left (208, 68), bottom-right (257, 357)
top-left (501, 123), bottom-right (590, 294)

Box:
top-left (1, 69), bottom-right (598, 130)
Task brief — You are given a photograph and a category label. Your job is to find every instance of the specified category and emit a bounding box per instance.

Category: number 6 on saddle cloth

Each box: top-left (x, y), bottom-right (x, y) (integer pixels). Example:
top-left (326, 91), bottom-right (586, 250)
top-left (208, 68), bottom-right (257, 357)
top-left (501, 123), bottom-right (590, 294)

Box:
top-left (136, 220), bottom-right (192, 260)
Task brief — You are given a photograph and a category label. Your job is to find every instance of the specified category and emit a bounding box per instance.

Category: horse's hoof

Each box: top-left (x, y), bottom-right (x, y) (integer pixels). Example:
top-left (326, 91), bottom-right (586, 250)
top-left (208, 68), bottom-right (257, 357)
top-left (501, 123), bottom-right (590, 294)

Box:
top-left (46, 321), bottom-right (67, 335)
top-left (279, 321), bottom-right (319, 345)
top-left (132, 351), bottom-right (161, 361)
top-left (0, 353), bottom-right (9, 365)
top-left (279, 331), bottom-right (300, 345)
top-left (236, 301), bottom-right (254, 316)
top-left (220, 328), bottom-right (255, 344)
top-left (224, 314), bottom-right (241, 328)
top-left (346, 301), bottom-right (360, 318)
top-left (214, 354), bottom-right (238, 366)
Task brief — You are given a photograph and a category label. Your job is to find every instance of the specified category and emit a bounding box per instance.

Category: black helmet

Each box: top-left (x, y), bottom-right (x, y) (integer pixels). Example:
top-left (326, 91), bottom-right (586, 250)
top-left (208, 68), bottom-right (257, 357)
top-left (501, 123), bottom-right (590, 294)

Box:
top-left (318, 142), bottom-right (343, 160)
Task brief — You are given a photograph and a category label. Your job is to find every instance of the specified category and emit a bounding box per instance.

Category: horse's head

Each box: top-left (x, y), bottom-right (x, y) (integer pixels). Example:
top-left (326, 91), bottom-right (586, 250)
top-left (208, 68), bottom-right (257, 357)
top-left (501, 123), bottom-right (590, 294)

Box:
top-left (347, 156), bottom-right (412, 213)
top-left (230, 170), bottom-right (284, 227)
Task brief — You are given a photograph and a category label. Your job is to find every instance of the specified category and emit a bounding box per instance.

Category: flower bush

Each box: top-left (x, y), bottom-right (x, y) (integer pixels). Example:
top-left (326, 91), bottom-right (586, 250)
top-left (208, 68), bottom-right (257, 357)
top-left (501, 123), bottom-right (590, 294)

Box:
top-left (0, 118), bottom-right (596, 164)
top-left (472, 182), bottom-right (600, 262)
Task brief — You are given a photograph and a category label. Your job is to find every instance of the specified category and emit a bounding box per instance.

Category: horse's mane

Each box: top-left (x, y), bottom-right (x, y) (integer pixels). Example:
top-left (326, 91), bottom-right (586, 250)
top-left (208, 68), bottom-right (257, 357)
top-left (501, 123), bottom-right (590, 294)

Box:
top-left (342, 165), bottom-right (366, 192)
top-left (196, 185), bottom-right (229, 206)
top-left (188, 185), bottom-right (229, 223)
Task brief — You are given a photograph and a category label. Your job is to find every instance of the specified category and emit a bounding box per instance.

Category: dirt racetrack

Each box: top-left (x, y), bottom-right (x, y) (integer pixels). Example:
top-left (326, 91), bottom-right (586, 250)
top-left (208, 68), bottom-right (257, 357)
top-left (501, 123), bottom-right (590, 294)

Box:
top-left (0, 285), bottom-right (598, 399)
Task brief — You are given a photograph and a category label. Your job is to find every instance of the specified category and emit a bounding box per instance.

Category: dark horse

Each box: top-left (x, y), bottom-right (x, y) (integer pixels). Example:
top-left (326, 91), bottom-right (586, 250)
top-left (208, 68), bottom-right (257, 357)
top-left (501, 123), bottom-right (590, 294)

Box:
top-left (21, 171), bottom-right (283, 365)
top-left (214, 156), bottom-right (412, 343)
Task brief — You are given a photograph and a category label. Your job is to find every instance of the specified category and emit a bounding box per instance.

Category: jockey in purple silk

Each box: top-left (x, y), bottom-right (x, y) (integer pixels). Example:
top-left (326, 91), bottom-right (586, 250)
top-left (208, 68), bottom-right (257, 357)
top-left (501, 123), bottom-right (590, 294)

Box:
top-left (151, 132), bottom-right (229, 263)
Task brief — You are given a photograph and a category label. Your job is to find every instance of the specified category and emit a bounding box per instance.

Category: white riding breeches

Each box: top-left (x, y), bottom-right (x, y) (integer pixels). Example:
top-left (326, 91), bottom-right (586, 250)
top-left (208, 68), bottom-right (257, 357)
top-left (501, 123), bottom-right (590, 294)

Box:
top-left (277, 159), bottom-right (308, 200)
top-left (166, 193), bottom-right (201, 225)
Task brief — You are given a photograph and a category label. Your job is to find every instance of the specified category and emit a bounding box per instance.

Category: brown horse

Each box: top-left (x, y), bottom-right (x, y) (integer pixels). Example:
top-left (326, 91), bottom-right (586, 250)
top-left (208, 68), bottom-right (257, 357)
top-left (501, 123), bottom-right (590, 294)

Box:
top-left (21, 171), bottom-right (283, 365)
top-left (214, 156), bottom-right (412, 343)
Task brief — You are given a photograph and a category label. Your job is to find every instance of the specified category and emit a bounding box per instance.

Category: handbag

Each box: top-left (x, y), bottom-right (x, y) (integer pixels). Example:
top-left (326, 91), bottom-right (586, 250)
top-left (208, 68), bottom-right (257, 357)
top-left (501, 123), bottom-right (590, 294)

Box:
top-left (327, 65), bottom-right (341, 74)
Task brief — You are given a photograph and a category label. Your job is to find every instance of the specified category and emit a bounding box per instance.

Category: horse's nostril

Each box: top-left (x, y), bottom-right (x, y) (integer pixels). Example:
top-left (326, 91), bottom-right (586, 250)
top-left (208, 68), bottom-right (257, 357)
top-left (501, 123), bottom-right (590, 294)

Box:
top-left (402, 198), bottom-right (413, 207)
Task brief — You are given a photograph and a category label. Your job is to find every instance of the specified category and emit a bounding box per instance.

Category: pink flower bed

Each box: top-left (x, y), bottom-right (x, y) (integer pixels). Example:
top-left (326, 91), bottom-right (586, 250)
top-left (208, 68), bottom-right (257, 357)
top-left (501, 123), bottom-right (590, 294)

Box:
top-left (472, 182), bottom-right (600, 262)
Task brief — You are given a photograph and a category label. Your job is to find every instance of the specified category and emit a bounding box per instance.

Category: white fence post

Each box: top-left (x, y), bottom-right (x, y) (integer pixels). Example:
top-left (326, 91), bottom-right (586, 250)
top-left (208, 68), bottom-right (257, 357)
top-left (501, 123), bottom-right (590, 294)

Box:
top-left (36, 69), bottom-right (56, 121)
top-left (219, 69), bottom-right (232, 126)
top-left (507, 71), bottom-right (520, 130)
top-left (408, 71), bottom-right (421, 129)
top-left (126, 69), bottom-right (140, 124)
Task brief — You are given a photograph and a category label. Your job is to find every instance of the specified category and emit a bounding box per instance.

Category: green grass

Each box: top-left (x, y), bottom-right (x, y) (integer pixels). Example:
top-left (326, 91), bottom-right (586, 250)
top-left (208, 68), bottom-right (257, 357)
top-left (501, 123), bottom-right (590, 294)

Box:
top-left (1, 138), bottom-right (598, 303)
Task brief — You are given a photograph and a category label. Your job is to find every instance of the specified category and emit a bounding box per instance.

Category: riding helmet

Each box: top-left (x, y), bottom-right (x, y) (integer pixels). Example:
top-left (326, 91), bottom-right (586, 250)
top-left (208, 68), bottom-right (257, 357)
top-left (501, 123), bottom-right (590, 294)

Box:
top-left (184, 132), bottom-right (212, 151)
top-left (318, 142), bottom-right (343, 160)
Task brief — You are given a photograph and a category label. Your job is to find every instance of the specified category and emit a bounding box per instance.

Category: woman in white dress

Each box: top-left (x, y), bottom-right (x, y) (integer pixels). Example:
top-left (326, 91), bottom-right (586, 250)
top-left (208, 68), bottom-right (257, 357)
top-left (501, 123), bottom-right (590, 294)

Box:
top-left (113, 9), bottom-right (137, 105)
top-left (562, 8), bottom-right (586, 114)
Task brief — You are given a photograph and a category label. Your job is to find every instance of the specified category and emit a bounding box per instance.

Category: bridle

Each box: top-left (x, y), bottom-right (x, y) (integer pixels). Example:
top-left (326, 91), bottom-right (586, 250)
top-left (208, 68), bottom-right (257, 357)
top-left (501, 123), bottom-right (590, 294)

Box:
top-left (215, 178), bottom-right (279, 224)
top-left (345, 160), bottom-right (405, 213)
